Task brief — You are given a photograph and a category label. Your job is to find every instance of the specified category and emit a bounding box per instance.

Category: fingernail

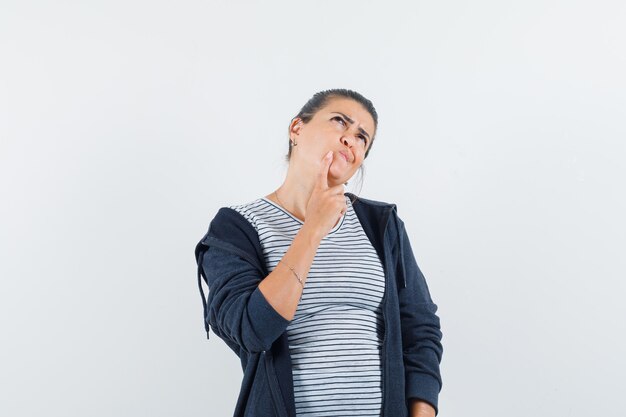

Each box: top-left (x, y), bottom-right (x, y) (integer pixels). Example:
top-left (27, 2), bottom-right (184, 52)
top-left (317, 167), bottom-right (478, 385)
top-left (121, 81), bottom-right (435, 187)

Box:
top-left (326, 151), bottom-right (332, 158)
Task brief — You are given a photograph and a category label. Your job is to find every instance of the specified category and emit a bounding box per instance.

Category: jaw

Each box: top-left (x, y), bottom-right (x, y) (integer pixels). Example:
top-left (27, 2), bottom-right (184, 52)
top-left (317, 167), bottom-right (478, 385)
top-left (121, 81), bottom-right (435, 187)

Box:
top-left (328, 164), bottom-right (353, 186)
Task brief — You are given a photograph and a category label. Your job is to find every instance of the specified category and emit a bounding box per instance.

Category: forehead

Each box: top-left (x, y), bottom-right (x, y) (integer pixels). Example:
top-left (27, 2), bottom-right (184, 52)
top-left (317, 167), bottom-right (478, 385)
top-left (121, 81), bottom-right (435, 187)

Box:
top-left (318, 97), bottom-right (375, 134)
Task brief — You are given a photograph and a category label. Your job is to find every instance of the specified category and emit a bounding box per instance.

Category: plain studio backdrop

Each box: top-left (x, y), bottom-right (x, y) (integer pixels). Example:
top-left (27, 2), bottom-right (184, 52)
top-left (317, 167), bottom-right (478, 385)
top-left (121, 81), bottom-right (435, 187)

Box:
top-left (1, 1), bottom-right (624, 416)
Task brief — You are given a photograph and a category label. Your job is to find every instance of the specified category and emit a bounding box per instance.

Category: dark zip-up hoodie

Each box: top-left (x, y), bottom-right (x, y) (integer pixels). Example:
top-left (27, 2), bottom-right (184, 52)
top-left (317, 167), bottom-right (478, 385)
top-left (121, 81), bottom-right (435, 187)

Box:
top-left (195, 192), bottom-right (443, 416)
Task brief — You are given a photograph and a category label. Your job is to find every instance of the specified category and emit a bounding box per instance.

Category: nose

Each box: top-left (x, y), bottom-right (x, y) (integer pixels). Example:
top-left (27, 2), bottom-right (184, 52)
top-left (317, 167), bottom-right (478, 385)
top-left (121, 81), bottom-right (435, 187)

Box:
top-left (340, 134), bottom-right (356, 148)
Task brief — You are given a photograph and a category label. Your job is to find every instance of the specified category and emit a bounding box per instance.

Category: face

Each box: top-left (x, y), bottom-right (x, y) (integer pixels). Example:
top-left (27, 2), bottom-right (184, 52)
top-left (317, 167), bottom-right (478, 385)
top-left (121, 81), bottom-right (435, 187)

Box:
top-left (289, 97), bottom-right (376, 186)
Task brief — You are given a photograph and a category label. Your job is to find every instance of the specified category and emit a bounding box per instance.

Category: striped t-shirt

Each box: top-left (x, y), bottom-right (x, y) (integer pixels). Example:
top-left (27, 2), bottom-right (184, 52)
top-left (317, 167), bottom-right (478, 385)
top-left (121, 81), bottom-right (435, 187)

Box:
top-left (229, 194), bottom-right (386, 417)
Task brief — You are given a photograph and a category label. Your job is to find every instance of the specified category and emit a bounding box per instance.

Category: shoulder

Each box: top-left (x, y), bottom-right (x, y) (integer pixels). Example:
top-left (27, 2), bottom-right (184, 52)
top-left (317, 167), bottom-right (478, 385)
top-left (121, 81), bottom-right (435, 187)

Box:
top-left (204, 195), bottom-right (269, 238)
top-left (204, 205), bottom-right (259, 242)
top-left (194, 203), bottom-right (263, 264)
top-left (347, 192), bottom-right (398, 225)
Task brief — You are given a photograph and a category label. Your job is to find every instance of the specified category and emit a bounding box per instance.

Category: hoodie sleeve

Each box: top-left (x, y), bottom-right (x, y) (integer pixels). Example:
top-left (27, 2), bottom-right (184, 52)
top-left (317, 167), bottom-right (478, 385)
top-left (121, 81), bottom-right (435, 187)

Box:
top-left (197, 246), bottom-right (289, 352)
top-left (199, 245), bottom-right (291, 353)
top-left (195, 208), bottom-right (291, 354)
top-left (394, 214), bottom-right (444, 416)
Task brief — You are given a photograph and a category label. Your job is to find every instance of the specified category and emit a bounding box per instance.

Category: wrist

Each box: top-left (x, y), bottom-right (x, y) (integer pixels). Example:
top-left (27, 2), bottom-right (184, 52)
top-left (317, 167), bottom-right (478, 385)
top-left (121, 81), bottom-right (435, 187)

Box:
top-left (409, 399), bottom-right (436, 417)
top-left (299, 223), bottom-right (324, 245)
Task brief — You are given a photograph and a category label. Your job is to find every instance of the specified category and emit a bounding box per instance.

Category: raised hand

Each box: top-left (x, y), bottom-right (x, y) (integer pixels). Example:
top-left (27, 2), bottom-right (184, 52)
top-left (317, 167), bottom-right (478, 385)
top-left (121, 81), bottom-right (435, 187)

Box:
top-left (303, 150), bottom-right (347, 239)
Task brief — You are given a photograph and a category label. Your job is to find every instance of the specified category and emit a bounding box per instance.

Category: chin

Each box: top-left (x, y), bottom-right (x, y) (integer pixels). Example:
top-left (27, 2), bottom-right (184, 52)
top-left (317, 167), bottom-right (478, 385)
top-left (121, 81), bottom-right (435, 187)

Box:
top-left (328, 178), bottom-right (348, 187)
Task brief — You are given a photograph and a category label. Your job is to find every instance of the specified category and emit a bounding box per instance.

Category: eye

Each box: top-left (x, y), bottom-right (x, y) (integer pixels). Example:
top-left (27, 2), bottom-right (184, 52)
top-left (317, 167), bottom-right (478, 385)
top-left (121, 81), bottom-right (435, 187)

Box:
top-left (332, 116), bottom-right (346, 125)
top-left (332, 116), bottom-right (368, 145)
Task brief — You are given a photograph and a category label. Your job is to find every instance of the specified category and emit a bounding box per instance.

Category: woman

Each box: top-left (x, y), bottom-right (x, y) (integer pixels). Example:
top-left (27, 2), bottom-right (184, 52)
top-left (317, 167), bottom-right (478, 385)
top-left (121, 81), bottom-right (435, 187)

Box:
top-left (195, 89), bottom-right (443, 417)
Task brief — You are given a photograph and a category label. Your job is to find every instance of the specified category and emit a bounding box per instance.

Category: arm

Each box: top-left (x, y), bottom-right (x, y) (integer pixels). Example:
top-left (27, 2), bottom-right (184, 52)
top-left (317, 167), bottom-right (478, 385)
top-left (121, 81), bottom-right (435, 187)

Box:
top-left (200, 245), bottom-right (289, 353)
top-left (199, 221), bottom-right (324, 353)
top-left (395, 215), bottom-right (444, 416)
top-left (257, 223), bottom-right (324, 321)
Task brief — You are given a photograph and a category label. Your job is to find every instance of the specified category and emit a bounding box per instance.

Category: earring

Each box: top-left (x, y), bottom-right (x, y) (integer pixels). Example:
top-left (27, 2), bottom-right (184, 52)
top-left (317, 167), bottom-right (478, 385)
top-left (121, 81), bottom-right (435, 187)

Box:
top-left (291, 139), bottom-right (297, 146)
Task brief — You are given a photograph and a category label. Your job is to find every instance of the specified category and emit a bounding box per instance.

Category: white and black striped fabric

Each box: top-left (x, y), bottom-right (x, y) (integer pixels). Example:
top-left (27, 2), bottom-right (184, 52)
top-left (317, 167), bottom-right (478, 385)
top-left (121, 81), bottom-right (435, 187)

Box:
top-left (229, 194), bottom-right (386, 417)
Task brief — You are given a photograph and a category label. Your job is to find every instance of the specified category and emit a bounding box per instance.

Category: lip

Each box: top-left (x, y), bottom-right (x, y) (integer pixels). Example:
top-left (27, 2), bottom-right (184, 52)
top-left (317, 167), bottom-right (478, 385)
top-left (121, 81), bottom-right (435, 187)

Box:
top-left (339, 150), bottom-right (351, 162)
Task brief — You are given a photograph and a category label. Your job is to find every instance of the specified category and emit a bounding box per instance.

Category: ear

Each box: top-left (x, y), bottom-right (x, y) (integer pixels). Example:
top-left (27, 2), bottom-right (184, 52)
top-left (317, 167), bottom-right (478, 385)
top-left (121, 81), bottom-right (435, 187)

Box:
top-left (289, 117), bottom-right (303, 140)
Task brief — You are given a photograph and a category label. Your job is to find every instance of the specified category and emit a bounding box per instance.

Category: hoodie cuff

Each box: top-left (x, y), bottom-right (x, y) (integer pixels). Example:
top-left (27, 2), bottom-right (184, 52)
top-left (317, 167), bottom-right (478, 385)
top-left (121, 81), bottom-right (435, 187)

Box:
top-left (248, 286), bottom-right (291, 350)
top-left (406, 372), bottom-right (441, 416)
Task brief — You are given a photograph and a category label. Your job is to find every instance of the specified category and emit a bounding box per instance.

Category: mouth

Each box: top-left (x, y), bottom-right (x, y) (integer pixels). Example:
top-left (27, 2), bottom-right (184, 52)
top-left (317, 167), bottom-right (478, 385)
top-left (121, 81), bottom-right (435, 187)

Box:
top-left (339, 151), bottom-right (351, 162)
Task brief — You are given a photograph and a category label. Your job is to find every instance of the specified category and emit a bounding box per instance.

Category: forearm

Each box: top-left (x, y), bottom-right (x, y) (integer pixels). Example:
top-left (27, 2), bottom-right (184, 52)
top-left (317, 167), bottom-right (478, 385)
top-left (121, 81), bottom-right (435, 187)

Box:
top-left (257, 224), bottom-right (322, 321)
top-left (409, 399), bottom-right (436, 417)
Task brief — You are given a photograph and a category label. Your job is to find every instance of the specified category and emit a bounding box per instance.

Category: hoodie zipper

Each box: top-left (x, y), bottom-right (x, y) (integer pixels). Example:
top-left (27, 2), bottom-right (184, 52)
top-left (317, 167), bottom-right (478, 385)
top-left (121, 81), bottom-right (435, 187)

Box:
top-left (379, 206), bottom-right (397, 417)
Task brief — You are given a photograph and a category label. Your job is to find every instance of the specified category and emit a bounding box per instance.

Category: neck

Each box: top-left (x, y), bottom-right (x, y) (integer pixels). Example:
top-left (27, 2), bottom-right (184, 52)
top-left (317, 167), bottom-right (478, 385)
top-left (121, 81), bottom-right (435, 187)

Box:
top-left (273, 163), bottom-right (318, 222)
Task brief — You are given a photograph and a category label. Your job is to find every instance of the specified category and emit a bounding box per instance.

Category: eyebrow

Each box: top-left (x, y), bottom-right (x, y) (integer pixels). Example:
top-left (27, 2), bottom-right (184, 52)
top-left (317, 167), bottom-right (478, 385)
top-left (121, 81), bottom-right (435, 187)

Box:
top-left (331, 112), bottom-right (371, 142)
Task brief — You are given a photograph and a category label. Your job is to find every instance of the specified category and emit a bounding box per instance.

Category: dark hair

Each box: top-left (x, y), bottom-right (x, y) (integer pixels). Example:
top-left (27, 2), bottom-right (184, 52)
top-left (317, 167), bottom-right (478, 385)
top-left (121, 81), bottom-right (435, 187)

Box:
top-left (285, 89), bottom-right (379, 201)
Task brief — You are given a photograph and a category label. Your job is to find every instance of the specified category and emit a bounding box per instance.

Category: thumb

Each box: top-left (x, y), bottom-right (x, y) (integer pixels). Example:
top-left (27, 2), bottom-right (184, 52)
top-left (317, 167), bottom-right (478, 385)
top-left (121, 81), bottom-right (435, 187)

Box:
top-left (316, 150), bottom-right (333, 190)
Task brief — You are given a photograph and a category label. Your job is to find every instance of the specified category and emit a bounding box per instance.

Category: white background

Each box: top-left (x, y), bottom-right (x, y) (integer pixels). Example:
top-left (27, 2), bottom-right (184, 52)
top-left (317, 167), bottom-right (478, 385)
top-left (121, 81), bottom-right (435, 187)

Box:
top-left (1, 1), bottom-right (625, 416)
